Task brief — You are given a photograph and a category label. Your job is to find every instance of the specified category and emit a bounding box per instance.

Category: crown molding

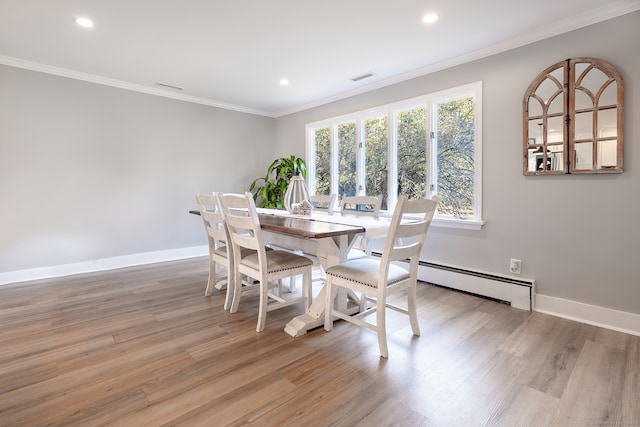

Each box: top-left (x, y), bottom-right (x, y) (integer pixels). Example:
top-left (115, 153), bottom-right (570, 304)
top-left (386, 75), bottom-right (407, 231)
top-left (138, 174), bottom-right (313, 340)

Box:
top-left (0, 55), bottom-right (274, 117)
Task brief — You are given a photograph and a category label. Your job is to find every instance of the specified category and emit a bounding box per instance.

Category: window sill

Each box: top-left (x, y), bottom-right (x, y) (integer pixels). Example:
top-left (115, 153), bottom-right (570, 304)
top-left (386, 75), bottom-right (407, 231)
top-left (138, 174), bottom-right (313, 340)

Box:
top-left (380, 212), bottom-right (485, 230)
top-left (431, 217), bottom-right (485, 230)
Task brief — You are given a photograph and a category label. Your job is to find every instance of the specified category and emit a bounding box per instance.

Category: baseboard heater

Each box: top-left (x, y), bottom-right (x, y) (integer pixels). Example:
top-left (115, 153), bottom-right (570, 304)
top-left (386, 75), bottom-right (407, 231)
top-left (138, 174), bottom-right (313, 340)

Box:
top-left (417, 261), bottom-right (534, 311)
top-left (378, 253), bottom-right (534, 311)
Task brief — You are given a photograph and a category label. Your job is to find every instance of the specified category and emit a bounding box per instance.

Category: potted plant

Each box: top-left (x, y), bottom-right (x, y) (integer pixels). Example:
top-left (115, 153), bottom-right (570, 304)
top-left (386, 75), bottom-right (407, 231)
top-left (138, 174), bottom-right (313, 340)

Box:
top-left (249, 156), bottom-right (307, 208)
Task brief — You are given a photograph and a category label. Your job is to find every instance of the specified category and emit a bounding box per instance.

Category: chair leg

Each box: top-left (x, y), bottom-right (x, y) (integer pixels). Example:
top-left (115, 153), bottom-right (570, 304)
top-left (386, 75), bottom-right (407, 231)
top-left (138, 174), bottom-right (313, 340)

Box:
top-left (376, 297), bottom-right (389, 358)
top-left (324, 277), bottom-right (335, 332)
top-left (408, 280), bottom-right (420, 336)
top-left (223, 265), bottom-right (235, 310)
top-left (256, 277), bottom-right (269, 332)
top-left (230, 267), bottom-right (243, 313)
top-left (204, 258), bottom-right (216, 297)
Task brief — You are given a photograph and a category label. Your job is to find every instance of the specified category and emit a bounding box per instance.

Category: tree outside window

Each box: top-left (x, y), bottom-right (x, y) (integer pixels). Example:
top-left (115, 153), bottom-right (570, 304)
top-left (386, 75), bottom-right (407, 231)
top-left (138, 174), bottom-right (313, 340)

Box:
top-left (306, 82), bottom-right (482, 224)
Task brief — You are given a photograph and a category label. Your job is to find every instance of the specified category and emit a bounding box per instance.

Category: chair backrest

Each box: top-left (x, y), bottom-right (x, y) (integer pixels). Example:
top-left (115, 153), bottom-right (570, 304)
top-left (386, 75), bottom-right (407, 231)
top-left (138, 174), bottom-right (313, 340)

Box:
top-left (218, 192), bottom-right (267, 267)
top-left (340, 195), bottom-right (382, 218)
top-left (379, 196), bottom-right (439, 279)
top-left (309, 193), bottom-right (337, 214)
top-left (195, 192), bottom-right (227, 254)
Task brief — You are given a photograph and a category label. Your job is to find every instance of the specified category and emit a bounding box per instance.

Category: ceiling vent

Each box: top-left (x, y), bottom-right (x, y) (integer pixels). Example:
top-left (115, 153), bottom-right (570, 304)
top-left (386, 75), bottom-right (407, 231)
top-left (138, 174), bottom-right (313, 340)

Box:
top-left (154, 82), bottom-right (183, 91)
top-left (350, 72), bottom-right (374, 82)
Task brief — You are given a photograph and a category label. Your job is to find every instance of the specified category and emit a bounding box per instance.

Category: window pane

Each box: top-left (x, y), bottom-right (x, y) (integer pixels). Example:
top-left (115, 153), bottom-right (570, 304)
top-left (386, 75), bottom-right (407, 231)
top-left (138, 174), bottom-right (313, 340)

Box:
top-left (365, 115), bottom-right (388, 209)
top-left (397, 108), bottom-right (427, 202)
top-left (436, 97), bottom-right (475, 218)
top-left (314, 128), bottom-right (331, 195)
top-left (338, 122), bottom-right (357, 197)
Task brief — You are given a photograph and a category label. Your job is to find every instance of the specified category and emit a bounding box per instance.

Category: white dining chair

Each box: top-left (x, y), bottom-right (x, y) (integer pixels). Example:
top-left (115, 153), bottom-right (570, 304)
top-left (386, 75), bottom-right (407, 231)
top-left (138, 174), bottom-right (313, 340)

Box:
top-left (218, 192), bottom-right (314, 332)
top-left (324, 195), bottom-right (438, 358)
top-left (195, 192), bottom-right (230, 297)
top-left (197, 192), bottom-right (258, 310)
top-left (341, 194), bottom-right (383, 259)
top-left (309, 193), bottom-right (337, 214)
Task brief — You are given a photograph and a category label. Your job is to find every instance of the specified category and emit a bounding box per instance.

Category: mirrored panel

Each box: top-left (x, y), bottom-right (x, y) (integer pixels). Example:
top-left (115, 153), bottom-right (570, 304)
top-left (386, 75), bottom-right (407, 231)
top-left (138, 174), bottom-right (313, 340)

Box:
top-left (547, 116), bottom-right (564, 143)
top-left (528, 97), bottom-right (543, 117)
top-left (598, 140), bottom-right (618, 168)
top-left (574, 142), bottom-right (593, 170)
top-left (535, 77), bottom-right (562, 102)
top-left (579, 68), bottom-right (608, 93)
top-left (527, 148), bottom-right (541, 172)
top-left (599, 81), bottom-right (618, 107)
top-left (550, 67), bottom-right (564, 85)
top-left (548, 93), bottom-right (563, 115)
top-left (574, 112), bottom-right (593, 140)
top-left (548, 144), bottom-right (564, 171)
top-left (598, 108), bottom-right (617, 138)
top-left (574, 89), bottom-right (593, 111)
top-left (528, 118), bottom-right (543, 144)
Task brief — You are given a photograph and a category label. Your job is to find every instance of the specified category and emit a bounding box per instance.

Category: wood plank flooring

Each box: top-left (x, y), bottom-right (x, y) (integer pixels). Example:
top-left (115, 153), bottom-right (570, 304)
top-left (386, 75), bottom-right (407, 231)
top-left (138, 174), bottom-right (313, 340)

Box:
top-left (0, 257), bottom-right (638, 426)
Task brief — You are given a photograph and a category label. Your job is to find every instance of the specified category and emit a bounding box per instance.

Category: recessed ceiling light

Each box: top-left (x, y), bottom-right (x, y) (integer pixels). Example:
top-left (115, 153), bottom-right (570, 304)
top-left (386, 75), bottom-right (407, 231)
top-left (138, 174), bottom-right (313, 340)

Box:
top-left (279, 79), bottom-right (289, 86)
top-left (422, 13), bottom-right (439, 24)
top-left (75, 17), bottom-right (94, 28)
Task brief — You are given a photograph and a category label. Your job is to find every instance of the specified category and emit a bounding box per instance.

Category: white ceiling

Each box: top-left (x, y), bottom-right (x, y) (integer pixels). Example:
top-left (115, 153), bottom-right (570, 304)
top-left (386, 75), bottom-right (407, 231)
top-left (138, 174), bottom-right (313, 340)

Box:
top-left (1, 0), bottom-right (639, 117)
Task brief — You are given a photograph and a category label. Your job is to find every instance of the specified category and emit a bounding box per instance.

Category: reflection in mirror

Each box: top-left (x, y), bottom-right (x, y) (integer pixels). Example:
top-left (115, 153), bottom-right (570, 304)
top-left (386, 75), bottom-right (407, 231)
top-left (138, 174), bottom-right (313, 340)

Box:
top-left (528, 119), bottom-right (543, 144)
top-left (527, 148), bottom-right (539, 172)
top-left (574, 112), bottom-right (593, 140)
top-left (579, 68), bottom-right (608, 93)
top-left (549, 145), bottom-right (564, 171)
top-left (536, 77), bottom-right (562, 102)
top-left (599, 82), bottom-right (618, 106)
top-left (550, 67), bottom-right (564, 85)
top-left (547, 116), bottom-right (564, 143)
top-left (575, 89), bottom-right (593, 110)
top-left (574, 142), bottom-right (593, 170)
top-left (548, 93), bottom-right (563, 115)
top-left (598, 108), bottom-right (617, 137)
top-left (598, 140), bottom-right (618, 168)
top-left (528, 97), bottom-right (543, 117)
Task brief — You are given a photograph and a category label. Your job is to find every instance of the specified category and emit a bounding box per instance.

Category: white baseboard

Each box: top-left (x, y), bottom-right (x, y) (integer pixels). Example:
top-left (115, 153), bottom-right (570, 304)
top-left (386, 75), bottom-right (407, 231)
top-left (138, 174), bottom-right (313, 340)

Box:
top-left (535, 294), bottom-right (640, 337)
top-left (0, 245), bottom-right (209, 286)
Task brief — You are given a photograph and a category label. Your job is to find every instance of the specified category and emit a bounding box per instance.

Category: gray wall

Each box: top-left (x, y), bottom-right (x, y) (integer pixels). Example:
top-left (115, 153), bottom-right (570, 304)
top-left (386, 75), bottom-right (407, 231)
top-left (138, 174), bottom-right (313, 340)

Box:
top-left (0, 65), bottom-right (275, 271)
top-left (275, 11), bottom-right (640, 315)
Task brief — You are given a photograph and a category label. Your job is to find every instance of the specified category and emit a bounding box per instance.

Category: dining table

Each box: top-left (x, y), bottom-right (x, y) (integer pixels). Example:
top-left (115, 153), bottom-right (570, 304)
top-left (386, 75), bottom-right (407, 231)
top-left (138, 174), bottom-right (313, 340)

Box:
top-left (256, 208), bottom-right (394, 337)
top-left (190, 207), bottom-right (393, 337)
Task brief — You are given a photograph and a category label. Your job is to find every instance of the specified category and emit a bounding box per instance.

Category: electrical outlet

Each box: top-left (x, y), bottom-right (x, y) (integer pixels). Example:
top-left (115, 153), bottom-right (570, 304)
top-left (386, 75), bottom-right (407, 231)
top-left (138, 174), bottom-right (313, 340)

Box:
top-left (510, 258), bottom-right (522, 274)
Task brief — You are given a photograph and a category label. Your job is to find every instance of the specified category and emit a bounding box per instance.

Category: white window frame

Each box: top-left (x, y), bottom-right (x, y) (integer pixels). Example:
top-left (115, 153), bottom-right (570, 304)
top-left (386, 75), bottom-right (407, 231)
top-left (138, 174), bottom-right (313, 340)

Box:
top-left (306, 81), bottom-right (485, 230)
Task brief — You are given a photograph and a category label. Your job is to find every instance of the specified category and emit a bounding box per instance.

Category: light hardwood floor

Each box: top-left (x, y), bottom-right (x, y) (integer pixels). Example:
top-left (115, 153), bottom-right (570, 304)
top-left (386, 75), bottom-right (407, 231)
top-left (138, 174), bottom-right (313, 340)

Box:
top-left (0, 257), bottom-right (638, 426)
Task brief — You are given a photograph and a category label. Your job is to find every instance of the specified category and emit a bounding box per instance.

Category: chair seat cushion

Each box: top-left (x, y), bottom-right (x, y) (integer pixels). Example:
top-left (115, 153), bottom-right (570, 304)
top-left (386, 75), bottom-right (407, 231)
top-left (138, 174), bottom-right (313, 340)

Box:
top-left (326, 258), bottom-right (409, 289)
top-left (241, 250), bottom-right (313, 273)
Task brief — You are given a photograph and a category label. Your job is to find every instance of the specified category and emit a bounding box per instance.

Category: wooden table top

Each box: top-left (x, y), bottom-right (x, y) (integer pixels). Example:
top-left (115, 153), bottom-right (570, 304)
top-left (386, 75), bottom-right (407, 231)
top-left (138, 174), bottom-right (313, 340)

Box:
top-left (189, 210), bottom-right (364, 239)
top-left (257, 213), bottom-right (364, 239)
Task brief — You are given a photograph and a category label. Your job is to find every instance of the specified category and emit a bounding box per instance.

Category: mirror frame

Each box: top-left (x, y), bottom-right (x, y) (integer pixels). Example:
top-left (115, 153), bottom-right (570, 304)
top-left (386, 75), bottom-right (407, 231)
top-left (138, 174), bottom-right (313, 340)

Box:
top-left (523, 57), bottom-right (624, 175)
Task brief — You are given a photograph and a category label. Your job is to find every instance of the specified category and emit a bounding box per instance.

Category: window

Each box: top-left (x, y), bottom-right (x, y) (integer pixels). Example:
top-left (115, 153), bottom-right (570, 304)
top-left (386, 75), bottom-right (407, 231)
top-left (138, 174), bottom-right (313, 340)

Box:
top-left (306, 82), bottom-right (483, 229)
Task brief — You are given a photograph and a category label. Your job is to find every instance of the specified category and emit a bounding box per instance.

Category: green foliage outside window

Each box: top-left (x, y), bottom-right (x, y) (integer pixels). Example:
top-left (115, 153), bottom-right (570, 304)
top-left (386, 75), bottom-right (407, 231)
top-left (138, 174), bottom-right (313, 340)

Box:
top-left (436, 97), bottom-right (475, 218)
top-left (338, 123), bottom-right (357, 197)
top-left (308, 85), bottom-right (478, 220)
top-left (397, 108), bottom-right (428, 203)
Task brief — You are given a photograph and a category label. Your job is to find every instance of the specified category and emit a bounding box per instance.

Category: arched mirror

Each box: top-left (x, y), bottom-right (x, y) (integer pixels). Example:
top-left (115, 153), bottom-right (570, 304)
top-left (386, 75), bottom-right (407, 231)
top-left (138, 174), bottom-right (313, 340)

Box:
top-left (523, 57), bottom-right (624, 175)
